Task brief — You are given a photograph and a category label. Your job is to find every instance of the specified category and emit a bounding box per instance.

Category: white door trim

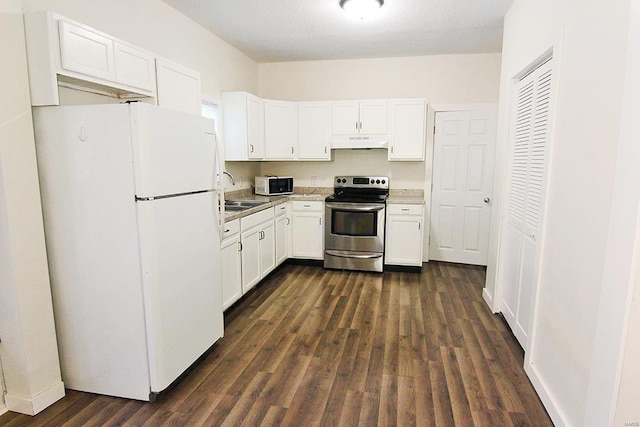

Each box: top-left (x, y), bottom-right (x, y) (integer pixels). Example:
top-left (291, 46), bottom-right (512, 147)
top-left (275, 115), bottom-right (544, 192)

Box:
top-left (423, 103), bottom-right (499, 262)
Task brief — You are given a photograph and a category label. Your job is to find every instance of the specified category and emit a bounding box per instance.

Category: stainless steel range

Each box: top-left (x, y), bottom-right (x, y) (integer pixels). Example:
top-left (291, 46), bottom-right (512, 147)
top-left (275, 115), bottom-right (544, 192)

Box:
top-left (324, 176), bottom-right (389, 272)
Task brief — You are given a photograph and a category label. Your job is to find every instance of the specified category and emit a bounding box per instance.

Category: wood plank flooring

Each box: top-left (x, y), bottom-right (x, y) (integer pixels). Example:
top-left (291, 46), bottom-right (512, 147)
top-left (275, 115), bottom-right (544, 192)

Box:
top-left (0, 262), bottom-right (553, 426)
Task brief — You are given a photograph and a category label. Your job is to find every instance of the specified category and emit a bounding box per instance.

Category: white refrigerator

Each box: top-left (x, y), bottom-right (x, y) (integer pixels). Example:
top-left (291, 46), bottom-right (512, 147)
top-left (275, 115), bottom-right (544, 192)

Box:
top-left (33, 103), bottom-right (224, 401)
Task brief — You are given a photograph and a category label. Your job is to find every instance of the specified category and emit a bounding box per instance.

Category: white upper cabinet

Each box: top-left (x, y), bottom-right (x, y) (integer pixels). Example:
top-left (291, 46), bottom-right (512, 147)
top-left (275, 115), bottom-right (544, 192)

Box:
top-left (331, 100), bottom-right (387, 135)
top-left (388, 99), bottom-right (426, 161)
top-left (58, 20), bottom-right (115, 81)
top-left (155, 58), bottom-right (201, 116)
top-left (24, 11), bottom-right (161, 105)
top-left (222, 91), bottom-right (265, 160)
top-left (264, 100), bottom-right (298, 160)
top-left (298, 102), bottom-right (331, 160)
top-left (114, 42), bottom-right (156, 92)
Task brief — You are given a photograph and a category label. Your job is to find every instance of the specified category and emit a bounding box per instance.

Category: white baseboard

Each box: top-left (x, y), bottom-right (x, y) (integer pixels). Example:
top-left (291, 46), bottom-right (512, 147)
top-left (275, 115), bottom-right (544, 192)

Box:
top-left (5, 381), bottom-right (65, 415)
top-left (482, 287), bottom-right (496, 312)
top-left (0, 402), bottom-right (7, 416)
top-left (525, 362), bottom-right (569, 427)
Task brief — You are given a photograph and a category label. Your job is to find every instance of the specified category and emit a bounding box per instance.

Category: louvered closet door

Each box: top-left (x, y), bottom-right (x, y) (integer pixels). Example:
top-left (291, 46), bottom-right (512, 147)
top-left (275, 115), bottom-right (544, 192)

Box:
top-left (500, 59), bottom-right (553, 351)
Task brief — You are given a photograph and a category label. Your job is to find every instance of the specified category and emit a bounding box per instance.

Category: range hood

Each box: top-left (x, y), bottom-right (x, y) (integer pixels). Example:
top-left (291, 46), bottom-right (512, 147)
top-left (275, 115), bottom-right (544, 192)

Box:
top-left (330, 135), bottom-right (388, 150)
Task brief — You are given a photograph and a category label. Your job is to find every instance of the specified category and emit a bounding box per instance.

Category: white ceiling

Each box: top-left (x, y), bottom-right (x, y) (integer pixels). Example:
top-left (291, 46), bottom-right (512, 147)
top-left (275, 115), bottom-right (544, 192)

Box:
top-left (162, 0), bottom-right (514, 63)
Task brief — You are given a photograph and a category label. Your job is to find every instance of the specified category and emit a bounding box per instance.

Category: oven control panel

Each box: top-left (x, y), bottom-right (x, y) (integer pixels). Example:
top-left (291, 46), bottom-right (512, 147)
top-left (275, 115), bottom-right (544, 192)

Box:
top-left (334, 176), bottom-right (389, 189)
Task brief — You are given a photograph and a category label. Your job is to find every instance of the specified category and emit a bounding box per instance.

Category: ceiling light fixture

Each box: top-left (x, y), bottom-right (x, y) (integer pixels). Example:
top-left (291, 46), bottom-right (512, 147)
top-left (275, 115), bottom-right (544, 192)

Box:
top-left (340, 0), bottom-right (384, 20)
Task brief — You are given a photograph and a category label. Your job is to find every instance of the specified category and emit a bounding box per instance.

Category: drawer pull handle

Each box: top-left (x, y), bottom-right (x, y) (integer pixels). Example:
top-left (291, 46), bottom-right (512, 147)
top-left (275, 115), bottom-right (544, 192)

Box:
top-left (401, 208), bottom-right (410, 212)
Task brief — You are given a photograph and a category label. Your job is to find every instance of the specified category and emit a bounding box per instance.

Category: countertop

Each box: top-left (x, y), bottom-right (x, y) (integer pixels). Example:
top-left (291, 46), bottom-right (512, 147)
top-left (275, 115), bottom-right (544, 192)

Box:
top-left (386, 190), bottom-right (425, 205)
top-left (223, 187), bottom-right (425, 222)
top-left (223, 187), bottom-right (332, 222)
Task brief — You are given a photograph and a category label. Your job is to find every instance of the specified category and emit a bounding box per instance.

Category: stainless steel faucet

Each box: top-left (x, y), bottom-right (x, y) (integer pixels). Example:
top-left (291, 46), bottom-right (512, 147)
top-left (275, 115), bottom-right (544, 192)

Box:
top-left (222, 171), bottom-right (235, 185)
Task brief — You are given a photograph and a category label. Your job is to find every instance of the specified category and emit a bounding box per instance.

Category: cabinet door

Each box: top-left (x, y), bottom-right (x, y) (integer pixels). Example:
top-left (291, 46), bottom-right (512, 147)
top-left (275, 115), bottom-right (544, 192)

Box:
top-left (291, 212), bottom-right (324, 259)
top-left (331, 102), bottom-right (360, 135)
top-left (247, 94), bottom-right (265, 159)
top-left (298, 103), bottom-right (331, 160)
top-left (385, 215), bottom-right (423, 266)
top-left (241, 226), bottom-right (261, 293)
top-left (359, 101), bottom-right (388, 135)
top-left (221, 235), bottom-right (242, 310)
top-left (260, 221), bottom-right (276, 276)
top-left (114, 42), bottom-right (155, 92)
top-left (156, 58), bottom-right (201, 116)
top-left (388, 100), bottom-right (425, 160)
top-left (275, 214), bottom-right (289, 266)
top-left (58, 20), bottom-right (115, 81)
top-left (265, 100), bottom-right (297, 160)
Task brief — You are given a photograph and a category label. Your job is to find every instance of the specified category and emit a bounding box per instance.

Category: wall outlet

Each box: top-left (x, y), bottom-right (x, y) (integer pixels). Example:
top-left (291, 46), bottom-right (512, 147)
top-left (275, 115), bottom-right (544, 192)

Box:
top-left (311, 176), bottom-right (317, 186)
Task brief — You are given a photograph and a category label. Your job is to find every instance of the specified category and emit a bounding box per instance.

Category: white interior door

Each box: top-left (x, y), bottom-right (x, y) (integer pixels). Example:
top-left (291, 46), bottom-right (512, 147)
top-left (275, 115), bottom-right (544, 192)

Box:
top-left (430, 108), bottom-right (497, 265)
top-left (500, 59), bottom-right (554, 351)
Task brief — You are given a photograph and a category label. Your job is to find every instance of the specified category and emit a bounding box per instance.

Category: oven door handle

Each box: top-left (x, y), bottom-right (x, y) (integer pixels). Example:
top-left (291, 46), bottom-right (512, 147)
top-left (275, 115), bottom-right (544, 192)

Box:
top-left (325, 250), bottom-right (384, 259)
top-left (325, 202), bottom-right (385, 212)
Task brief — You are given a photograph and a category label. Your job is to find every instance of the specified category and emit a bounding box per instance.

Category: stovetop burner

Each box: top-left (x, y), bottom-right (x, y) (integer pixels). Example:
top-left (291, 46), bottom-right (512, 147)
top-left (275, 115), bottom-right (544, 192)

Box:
top-left (326, 175), bottom-right (389, 204)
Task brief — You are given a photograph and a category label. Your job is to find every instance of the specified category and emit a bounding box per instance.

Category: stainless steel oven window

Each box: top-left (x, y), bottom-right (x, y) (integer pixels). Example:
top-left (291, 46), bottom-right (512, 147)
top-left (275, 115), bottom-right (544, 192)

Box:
top-left (331, 209), bottom-right (378, 236)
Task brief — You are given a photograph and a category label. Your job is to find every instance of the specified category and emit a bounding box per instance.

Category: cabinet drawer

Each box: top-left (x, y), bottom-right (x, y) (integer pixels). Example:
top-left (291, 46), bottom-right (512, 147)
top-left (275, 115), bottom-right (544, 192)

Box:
top-left (222, 219), bottom-right (240, 240)
top-left (387, 204), bottom-right (423, 216)
top-left (292, 201), bottom-right (323, 212)
top-left (274, 202), bottom-right (288, 217)
top-left (241, 207), bottom-right (275, 230)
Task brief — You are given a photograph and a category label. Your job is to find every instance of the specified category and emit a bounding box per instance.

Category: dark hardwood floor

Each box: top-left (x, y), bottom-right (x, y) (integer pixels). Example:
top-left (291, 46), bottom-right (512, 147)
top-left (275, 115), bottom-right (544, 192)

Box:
top-left (0, 262), bottom-right (553, 426)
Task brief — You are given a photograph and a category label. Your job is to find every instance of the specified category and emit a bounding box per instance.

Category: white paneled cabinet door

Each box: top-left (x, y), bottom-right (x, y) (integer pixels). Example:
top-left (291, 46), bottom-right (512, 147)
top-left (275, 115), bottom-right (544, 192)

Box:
top-left (58, 20), bottom-right (115, 81)
top-left (241, 226), bottom-right (261, 293)
top-left (499, 59), bottom-right (554, 351)
top-left (359, 101), bottom-right (388, 135)
top-left (385, 204), bottom-right (424, 266)
top-left (291, 201), bottom-right (324, 259)
top-left (388, 99), bottom-right (426, 160)
top-left (430, 108), bottom-right (497, 265)
top-left (260, 220), bottom-right (276, 277)
top-left (247, 95), bottom-right (266, 159)
top-left (275, 205), bottom-right (290, 266)
top-left (114, 42), bottom-right (155, 92)
top-left (221, 234), bottom-right (242, 310)
top-left (331, 102), bottom-right (360, 135)
top-left (265, 100), bottom-right (297, 159)
top-left (298, 102), bottom-right (331, 160)
top-left (155, 58), bottom-right (201, 116)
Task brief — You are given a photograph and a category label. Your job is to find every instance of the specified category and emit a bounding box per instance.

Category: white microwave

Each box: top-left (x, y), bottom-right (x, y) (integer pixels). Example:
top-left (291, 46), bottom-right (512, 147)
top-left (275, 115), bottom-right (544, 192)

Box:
top-left (255, 176), bottom-right (294, 196)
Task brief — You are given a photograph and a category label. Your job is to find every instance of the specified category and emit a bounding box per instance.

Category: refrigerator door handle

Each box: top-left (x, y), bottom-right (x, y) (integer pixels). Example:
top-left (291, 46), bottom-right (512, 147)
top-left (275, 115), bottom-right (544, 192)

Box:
top-left (209, 131), bottom-right (225, 241)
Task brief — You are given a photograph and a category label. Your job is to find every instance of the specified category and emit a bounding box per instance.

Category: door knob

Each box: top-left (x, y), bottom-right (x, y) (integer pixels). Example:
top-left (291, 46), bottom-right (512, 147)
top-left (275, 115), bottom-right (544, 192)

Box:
top-left (484, 197), bottom-right (491, 203)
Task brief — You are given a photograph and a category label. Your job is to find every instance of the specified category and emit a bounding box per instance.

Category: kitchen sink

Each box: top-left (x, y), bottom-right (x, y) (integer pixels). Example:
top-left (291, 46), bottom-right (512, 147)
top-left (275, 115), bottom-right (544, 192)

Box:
top-left (224, 200), bottom-right (269, 211)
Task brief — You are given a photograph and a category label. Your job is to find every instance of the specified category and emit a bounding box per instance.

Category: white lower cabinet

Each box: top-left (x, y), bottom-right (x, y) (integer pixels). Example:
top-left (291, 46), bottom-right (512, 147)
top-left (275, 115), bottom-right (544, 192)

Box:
top-left (385, 203), bottom-right (424, 266)
top-left (291, 201), bottom-right (324, 259)
top-left (240, 208), bottom-right (275, 293)
top-left (220, 219), bottom-right (242, 310)
top-left (275, 203), bottom-right (290, 266)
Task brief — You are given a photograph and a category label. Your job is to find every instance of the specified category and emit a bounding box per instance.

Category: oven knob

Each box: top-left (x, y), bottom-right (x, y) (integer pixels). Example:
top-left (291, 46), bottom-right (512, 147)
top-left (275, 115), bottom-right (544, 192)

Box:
top-left (342, 179), bottom-right (346, 183)
top-left (370, 179), bottom-right (374, 184)
top-left (376, 179), bottom-right (380, 184)
top-left (382, 179), bottom-right (386, 184)
top-left (336, 178), bottom-right (340, 183)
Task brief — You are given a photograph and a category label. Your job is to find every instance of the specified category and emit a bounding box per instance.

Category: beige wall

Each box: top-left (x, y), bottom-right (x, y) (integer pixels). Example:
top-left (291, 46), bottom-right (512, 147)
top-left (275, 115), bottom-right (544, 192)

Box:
top-left (487, 0), bottom-right (634, 425)
top-left (257, 53), bottom-right (502, 189)
top-left (258, 54), bottom-right (502, 102)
